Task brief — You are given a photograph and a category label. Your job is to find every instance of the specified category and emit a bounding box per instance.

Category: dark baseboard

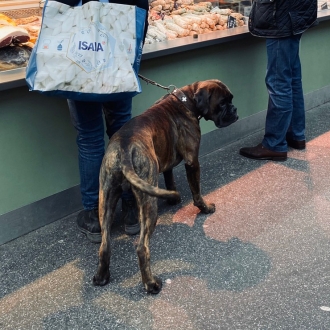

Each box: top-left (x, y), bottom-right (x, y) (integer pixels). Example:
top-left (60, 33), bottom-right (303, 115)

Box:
top-left (0, 186), bottom-right (82, 245)
top-left (1, 85), bottom-right (329, 245)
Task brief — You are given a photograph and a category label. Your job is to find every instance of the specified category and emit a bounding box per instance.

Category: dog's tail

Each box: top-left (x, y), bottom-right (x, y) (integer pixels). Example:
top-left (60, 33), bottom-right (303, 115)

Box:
top-left (122, 160), bottom-right (180, 200)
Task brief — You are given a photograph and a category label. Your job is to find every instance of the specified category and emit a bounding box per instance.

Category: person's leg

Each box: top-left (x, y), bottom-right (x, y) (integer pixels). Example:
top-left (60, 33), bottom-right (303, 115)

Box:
top-left (239, 38), bottom-right (291, 161)
top-left (287, 33), bottom-right (306, 148)
top-left (262, 36), bottom-right (295, 152)
top-left (102, 98), bottom-right (140, 235)
top-left (68, 99), bottom-right (104, 242)
top-left (103, 98), bottom-right (132, 138)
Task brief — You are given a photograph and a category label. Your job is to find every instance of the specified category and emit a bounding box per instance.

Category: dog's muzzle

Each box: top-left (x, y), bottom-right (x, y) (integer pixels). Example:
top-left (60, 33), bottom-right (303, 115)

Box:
top-left (216, 104), bottom-right (238, 128)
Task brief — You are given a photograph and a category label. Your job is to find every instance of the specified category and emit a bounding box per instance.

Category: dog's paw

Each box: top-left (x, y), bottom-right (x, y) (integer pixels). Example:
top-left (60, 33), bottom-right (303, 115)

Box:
top-left (92, 271), bottom-right (110, 286)
top-left (145, 276), bottom-right (162, 294)
top-left (201, 203), bottom-right (216, 214)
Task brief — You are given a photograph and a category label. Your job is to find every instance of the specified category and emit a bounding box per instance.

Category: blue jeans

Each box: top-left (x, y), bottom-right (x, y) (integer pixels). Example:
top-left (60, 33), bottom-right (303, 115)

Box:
top-left (68, 98), bottom-right (133, 210)
top-left (263, 34), bottom-right (305, 152)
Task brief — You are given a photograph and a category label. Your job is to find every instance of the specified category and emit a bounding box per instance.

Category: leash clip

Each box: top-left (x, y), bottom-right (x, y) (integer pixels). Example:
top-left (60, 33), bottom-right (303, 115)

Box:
top-left (167, 85), bottom-right (177, 94)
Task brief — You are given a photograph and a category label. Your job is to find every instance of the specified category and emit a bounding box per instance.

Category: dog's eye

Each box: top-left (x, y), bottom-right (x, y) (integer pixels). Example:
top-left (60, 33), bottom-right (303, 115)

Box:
top-left (221, 95), bottom-right (233, 105)
top-left (227, 95), bottom-right (233, 103)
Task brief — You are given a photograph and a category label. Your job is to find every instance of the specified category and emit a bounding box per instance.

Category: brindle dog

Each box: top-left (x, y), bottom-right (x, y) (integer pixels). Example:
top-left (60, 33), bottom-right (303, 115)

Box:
top-left (93, 79), bottom-right (238, 294)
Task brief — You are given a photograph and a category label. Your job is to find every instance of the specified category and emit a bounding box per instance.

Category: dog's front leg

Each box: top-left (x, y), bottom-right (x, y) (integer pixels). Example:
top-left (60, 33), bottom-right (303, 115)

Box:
top-left (185, 162), bottom-right (215, 214)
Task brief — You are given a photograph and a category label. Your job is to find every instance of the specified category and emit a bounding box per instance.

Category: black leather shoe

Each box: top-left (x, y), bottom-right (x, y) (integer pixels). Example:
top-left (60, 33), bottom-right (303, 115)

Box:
top-left (239, 143), bottom-right (287, 161)
top-left (286, 137), bottom-right (306, 150)
top-left (77, 208), bottom-right (102, 243)
top-left (121, 199), bottom-right (140, 235)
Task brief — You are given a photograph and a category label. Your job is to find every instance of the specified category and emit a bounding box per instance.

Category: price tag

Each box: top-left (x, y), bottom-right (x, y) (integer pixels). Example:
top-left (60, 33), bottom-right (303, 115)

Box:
top-left (321, 2), bottom-right (328, 10)
top-left (227, 16), bottom-right (236, 29)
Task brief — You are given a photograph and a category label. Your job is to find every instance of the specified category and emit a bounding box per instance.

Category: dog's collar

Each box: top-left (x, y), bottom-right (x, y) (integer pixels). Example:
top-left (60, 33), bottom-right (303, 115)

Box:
top-left (171, 88), bottom-right (198, 118)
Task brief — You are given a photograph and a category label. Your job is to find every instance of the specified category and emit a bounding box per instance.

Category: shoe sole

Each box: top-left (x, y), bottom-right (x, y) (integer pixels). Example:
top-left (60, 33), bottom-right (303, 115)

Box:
top-left (77, 225), bottom-right (102, 243)
top-left (240, 151), bottom-right (287, 161)
top-left (125, 223), bottom-right (140, 235)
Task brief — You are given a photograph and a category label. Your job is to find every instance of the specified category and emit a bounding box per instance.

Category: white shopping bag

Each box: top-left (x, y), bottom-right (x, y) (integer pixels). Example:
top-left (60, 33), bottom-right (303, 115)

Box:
top-left (26, 0), bottom-right (146, 101)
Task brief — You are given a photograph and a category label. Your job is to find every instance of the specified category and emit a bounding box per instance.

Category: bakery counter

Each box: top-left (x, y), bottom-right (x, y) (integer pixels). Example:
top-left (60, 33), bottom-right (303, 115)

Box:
top-left (1, 8), bottom-right (330, 91)
top-left (143, 8), bottom-right (330, 60)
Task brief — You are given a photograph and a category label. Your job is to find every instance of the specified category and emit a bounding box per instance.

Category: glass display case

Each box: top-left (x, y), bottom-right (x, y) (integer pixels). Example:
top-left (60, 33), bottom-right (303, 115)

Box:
top-left (0, 0), bottom-right (330, 87)
top-left (0, 0), bottom-right (250, 72)
top-left (0, 0), bottom-right (41, 78)
top-left (146, 0), bottom-right (251, 44)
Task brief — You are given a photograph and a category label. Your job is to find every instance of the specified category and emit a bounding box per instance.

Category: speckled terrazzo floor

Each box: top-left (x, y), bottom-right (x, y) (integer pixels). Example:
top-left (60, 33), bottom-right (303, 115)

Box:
top-left (1, 103), bottom-right (330, 330)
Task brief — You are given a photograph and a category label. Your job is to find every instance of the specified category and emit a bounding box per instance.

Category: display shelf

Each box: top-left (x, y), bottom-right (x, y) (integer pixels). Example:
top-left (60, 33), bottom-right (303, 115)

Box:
top-left (0, 0), bottom-right (41, 11)
top-left (0, 67), bottom-right (26, 90)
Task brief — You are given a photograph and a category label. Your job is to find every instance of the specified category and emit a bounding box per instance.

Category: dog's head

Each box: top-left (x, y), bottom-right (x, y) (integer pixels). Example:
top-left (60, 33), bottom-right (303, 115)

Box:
top-left (193, 80), bottom-right (238, 128)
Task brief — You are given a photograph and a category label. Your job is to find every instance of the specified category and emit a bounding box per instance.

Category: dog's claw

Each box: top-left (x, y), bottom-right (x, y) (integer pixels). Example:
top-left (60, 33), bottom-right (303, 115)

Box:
top-left (194, 201), bottom-right (216, 214)
top-left (93, 273), bottom-right (110, 286)
top-left (200, 203), bottom-right (216, 214)
top-left (206, 203), bottom-right (216, 213)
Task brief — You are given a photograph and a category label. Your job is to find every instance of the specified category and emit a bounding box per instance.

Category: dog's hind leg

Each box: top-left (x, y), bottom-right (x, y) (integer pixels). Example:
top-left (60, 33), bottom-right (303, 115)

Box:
top-left (163, 169), bottom-right (181, 205)
top-left (135, 193), bottom-right (162, 294)
top-left (93, 177), bottom-right (121, 287)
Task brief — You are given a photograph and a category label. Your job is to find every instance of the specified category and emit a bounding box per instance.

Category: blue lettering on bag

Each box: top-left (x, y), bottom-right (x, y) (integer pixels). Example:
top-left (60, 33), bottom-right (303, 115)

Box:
top-left (78, 41), bottom-right (104, 52)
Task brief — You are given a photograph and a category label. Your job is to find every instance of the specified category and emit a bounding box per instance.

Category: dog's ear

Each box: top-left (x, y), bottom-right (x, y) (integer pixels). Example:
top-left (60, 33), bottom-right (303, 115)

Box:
top-left (193, 88), bottom-right (210, 115)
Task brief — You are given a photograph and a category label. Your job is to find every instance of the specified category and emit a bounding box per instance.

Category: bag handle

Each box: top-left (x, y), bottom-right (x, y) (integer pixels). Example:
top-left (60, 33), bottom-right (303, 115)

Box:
top-left (78, 0), bottom-right (109, 5)
top-left (47, 0), bottom-right (109, 6)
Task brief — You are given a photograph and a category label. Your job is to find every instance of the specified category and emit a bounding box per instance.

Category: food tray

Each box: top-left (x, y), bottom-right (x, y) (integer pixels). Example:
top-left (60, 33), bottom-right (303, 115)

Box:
top-left (0, 4), bottom-right (41, 87)
top-left (0, 8), bottom-right (42, 18)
